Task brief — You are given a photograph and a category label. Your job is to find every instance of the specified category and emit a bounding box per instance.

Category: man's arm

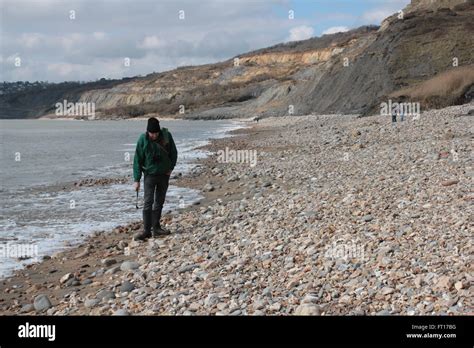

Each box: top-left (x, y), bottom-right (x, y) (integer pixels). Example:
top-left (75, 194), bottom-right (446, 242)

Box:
top-left (133, 135), bottom-right (144, 183)
top-left (168, 133), bottom-right (178, 170)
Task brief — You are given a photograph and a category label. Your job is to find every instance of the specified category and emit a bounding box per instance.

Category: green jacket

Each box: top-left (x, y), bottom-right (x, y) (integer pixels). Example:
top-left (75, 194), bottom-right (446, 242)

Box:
top-left (133, 128), bottom-right (178, 182)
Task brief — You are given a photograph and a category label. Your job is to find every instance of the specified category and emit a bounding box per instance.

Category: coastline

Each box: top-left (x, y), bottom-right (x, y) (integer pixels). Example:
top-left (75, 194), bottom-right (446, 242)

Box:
top-left (1, 104), bottom-right (472, 315)
top-left (0, 118), bottom-right (247, 277)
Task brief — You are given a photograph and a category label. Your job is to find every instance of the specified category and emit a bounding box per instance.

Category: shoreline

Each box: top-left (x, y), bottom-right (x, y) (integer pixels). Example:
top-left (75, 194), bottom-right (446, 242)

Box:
top-left (12, 114), bottom-right (259, 123)
top-left (1, 104), bottom-right (472, 315)
top-left (0, 124), bottom-right (254, 315)
top-left (0, 121), bottom-right (254, 314)
top-left (0, 119), bottom-right (247, 279)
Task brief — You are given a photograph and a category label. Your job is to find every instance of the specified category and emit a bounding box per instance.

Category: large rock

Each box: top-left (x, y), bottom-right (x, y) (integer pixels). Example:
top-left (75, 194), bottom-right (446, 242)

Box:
top-left (34, 294), bottom-right (52, 312)
top-left (294, 303), bottom-right (321, 316)
top-left (120, 261), bottom-right (139, 271)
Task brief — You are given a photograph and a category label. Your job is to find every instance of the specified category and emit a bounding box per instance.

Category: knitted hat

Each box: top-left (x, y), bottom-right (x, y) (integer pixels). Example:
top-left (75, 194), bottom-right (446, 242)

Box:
top-left (147, 117), bottom-right (160, 133)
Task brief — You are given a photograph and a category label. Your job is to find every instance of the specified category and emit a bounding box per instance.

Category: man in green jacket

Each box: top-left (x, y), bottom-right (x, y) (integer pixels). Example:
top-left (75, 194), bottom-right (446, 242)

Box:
top-left (133, 117), bottom-right (178, 240)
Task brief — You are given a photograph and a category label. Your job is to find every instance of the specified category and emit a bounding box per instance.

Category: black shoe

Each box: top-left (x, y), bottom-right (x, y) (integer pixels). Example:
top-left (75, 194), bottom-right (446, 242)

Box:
top-left (134, 210), bottom-right (152, 241)
top-left (151, 210), bottom-right (170, 237)
top-left (152, 226), bottom-right (171, 237)
top-left (133, 229), bottom-right (151, 241)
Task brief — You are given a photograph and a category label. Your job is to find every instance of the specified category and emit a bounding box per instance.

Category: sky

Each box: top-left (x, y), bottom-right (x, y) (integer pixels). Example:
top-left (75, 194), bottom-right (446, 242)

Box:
top-left (0, 0), bottom-right (411, 82)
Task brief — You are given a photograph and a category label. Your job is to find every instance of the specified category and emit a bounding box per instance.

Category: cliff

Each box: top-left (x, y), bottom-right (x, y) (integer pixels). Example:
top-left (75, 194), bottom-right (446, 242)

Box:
top-left (1, 0), bottom-right (472, 119)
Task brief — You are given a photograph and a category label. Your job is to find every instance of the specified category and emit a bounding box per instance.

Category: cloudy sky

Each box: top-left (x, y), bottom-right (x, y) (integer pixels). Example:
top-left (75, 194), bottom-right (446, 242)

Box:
top-left (0, 0), bottom-right (410, 82)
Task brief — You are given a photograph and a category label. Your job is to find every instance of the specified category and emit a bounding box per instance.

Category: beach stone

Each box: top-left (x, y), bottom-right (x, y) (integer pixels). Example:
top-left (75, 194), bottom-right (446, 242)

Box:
top-left (34, 294), bottom-right (52, 312)
top-left (381, 287), bottom-right (395, 295)
top-left (105, 266), bottom-right (121, 275)
top-left (436, 276), bottom-right (453, 290)
top-left (84, 298), bottom-right (100, 308)
top-left (441, 179), bottom-right (459, 186)
top-left (113, 309), bottom-right (130, 316)
top-left (178, 264), bottom-right (198, 274)
top-left (97, 290), bottom-right (116, 301)
top-left (203, 184), bottom-right (214, 192)
top-left (454, 281), bottom-right (464, 291)
top-left (20, 304), bottom-right (35, 313)
top-left (120, 261), bottom-right (139, 271)
top-left (269, 302), bottom-right (281, 311)
top-left (352, 309), bottom-right (366, 316)
top-left (60, 273), bottom-right (74, 284)
top-left (75, 247), bottom-right (90, 259)
top-left (302, 294), bottom-right (319, 304)
top-left (119, 281), bottom-right (135, 293)
top-left (294, 303), bottom-right (321, 316)
top-left (188, 302), bottom-right (200, 312)
top-left (227, 175), bottom-right (239, 182)
top-left (101, 258), bottom-right (117, 267)
top-left (362, 215), bottom-right (373, 222)
top-left (204, 294), bottom-right (219, 308)
top-left (251, 299), bottom-right (265, 311)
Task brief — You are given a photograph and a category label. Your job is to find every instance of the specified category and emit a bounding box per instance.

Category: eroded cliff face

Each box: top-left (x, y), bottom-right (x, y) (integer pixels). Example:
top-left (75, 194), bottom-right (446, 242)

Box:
top-left (1, 0), bottom-right (472, 119)
top-left (406, 0), bottom-right (468, 11)
top-left (74, 27), bottom-right (377, 119)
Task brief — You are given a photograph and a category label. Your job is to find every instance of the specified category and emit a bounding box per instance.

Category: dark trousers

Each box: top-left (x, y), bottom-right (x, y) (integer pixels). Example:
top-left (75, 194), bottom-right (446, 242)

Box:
top-left (143, 173), bottom-right (170, 231)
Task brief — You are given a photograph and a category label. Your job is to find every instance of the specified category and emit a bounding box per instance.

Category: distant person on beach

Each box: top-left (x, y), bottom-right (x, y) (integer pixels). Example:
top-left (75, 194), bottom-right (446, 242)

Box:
top-left (133, 117), bottom-right (178, 240)
top-left (391, 109), bottom-right (397, 123)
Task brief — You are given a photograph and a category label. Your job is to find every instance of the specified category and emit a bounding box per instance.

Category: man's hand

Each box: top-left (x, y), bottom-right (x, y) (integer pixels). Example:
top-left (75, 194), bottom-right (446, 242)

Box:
top-left (134, 181), bottom-right (140, 192)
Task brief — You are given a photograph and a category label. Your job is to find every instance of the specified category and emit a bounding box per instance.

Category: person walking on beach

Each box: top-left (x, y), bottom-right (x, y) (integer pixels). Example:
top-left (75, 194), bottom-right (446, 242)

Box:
top-left (133, 117), bottom-right (178, 240)
top-left (391, 108), bottom-right (397, 123)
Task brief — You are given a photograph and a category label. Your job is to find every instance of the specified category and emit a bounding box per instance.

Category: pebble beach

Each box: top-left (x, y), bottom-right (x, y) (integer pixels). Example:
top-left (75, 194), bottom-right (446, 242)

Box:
top-left (1, 103), bottom-right (472, 316)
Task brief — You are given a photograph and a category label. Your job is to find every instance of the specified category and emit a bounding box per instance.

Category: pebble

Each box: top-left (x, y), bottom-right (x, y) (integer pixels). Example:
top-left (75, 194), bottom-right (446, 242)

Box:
top-left (435, 276), bottom-right (453, 290)
top-left (102, 258), bottom-right (117, 267)
top-left (381, 287), bottom-right (395, 295)
top-left (34, 294), bottom-right (52, 312)
top-left (204, 294), bottom-right (219, 308)
top-left (120, 261), bottom-right (139, 272)
top-left (113, 309), bottom-right (130, 316)
top-left (60, 273), bottom-right (74, 284)
top-left (75, 247), bottom-right (90, 259)
top-left (362, 215), bottom-right (373, 222)
top-left (84, 298), bottom-right (100, 308)
top-left (119, 281), bottom-right (135, 293)
top-left (294, 303), bottom-right (321, 316)
top-left (96, 290), bottom-right (116, 301)
top-left (105, 266), bottom-right (121, 275)
top-left (441, 179), bottom-right (459, 186)
top-left (203, 184), bottom-right (214, 192)
top-left (20, 304), bottom-right (35, 313)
